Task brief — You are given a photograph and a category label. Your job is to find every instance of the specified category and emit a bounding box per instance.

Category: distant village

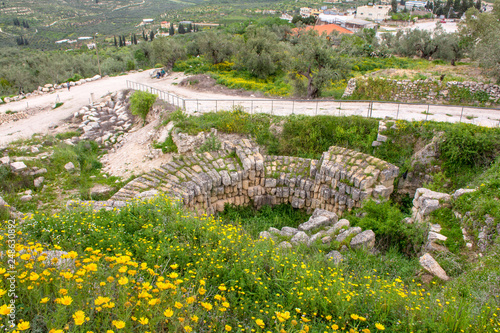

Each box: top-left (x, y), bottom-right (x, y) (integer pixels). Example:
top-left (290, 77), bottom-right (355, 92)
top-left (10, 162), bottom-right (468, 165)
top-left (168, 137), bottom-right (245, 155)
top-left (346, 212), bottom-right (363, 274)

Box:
top-left (53, 0), bottom-right (487, 48)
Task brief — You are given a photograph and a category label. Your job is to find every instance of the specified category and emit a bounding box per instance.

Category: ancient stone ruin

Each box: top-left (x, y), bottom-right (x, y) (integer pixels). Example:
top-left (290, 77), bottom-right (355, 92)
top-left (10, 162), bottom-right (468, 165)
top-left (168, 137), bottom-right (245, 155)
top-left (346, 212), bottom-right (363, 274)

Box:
top-left (77, 139), bottom-right (400, 216)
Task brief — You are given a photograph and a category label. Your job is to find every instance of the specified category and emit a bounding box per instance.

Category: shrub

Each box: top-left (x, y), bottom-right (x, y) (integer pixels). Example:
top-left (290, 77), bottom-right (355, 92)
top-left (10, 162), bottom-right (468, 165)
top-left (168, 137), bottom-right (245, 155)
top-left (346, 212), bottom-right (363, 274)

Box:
top-left (129, 90), bottom-right (157, 123)
top-left (347, 200), bottom-right (426, 256)
top-left (196, 133), bottom-right (221, 153)
top-left (440, 124), bottom-right (499, 172)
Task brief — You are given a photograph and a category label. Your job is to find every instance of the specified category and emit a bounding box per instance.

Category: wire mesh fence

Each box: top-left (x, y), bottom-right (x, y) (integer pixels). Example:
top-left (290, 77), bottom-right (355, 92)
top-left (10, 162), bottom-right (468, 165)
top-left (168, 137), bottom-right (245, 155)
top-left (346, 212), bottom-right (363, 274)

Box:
top-left (127, 80), bottom-right (500, 128)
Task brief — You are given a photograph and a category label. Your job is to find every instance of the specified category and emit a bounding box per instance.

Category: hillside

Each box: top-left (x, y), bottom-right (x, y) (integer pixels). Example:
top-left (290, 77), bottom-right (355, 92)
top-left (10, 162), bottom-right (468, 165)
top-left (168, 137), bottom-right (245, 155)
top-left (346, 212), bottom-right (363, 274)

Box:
top-left (1, 88), bottom-right (500, 331)
top-left (0, 0), bottom-right (199, 49)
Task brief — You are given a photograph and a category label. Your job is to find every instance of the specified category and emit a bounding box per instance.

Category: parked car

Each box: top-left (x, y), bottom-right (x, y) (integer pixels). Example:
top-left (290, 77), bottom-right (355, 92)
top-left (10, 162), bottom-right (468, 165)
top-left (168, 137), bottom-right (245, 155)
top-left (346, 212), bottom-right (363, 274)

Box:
top-left (440, 19), bottom-right (446, 23)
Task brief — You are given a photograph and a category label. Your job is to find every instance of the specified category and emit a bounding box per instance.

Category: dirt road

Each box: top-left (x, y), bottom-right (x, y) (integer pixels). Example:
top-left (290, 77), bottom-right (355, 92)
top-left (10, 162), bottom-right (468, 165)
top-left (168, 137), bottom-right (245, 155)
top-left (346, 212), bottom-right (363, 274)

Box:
top-left (1, 70), bottom-right (499, 148)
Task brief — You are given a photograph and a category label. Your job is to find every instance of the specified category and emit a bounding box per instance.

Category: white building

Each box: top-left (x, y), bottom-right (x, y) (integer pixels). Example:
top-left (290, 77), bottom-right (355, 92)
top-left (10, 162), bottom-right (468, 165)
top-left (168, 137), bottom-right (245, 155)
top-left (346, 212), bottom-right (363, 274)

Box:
top-left (405, 1), bottom-right (428, 9)
top-left (280, 13), bottom-right (293, 22)
top-left (355, 5), bottom-right (391, 21)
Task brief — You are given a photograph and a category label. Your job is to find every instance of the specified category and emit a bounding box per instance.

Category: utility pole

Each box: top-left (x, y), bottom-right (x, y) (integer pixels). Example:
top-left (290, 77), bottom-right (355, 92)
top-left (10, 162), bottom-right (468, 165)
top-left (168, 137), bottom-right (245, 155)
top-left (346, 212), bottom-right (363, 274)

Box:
top-left (94, 33), bottom-right (102, 76)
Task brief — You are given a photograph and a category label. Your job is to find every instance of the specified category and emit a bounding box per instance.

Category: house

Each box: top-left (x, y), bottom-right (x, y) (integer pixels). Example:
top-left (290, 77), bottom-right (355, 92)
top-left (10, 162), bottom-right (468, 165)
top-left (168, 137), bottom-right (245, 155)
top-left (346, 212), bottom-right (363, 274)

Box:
top-left (344, 18), bottom-right (378, 31)
top-left (280, 13), bottom-right (293, 22)
top-left (143, 19), bottom-right (154, 24)
top-left (405, 1), bottom-right (428, 10)
top-left (316, 12), bottom-right (355, 26)
top-left (292, 24), bottom-right (354, 36)
top-left (161, 21), bottom-right (170, 29)
top-left (355, 5), bottom-right (391, 21)
top-left (300, 7), bottom-right (313, 17)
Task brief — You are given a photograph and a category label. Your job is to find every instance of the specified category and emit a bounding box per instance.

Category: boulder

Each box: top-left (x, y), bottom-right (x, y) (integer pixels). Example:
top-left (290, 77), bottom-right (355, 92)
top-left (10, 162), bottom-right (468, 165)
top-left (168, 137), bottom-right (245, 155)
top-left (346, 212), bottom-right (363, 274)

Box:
top-left (0, 156), bottom-right (10, 165)
top-left (64, 162), bottom-right (75, 172)
top-left (336, 227), bottom-right (362, 243)
top-left (290, 231), bottom-right (309, 245)
top-left (20, 195), bottom-right (32, 202)
top-left (331, 219), bottom-right (350, 232)
top-left (326, 250), bottom-right (344, 265)
top-left (259, 231), bottom-right (273, 240)
top-left (350, 230), bottom-right (376, 250)
top-left (281, 227), bottom-right (299, 237)
top-left (298, 215), bottom-right (331, 232)
top-left (452, 188), bottom-right (477, 200)
top-left (278, 241), bottom-right (292, 249)
top-left (311, 208), bottom-right (338, 221)
top-left (34, 177), bottom-right (44, 188)
top-left (90, 184), bottom-right (114, 198)
top-left (419, 253), bottom-right (449, 281)
top-left (10, 162), bottom-right (27, 172)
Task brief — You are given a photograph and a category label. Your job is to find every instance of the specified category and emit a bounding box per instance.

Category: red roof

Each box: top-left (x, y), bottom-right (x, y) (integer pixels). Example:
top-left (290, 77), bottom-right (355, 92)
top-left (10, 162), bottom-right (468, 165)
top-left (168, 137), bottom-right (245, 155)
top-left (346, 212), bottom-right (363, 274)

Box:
top-left (293, 24), bottom-right (353, 35)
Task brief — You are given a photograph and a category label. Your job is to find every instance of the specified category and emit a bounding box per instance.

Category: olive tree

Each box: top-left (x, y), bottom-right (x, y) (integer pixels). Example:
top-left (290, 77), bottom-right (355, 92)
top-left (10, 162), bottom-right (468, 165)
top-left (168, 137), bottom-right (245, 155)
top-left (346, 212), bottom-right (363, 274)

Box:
top-left (288, 30), bottom-right (349, 99)
top-left (151, 37), bottom-right (186, 70)
top-left (236, 26), bottom-right (285, 78)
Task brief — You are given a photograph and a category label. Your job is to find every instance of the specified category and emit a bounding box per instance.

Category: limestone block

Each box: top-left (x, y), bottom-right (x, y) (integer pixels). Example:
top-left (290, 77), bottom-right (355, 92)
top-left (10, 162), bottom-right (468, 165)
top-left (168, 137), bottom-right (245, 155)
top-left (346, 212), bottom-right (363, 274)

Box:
top-left (10, 162), bottom-right (27, 172)
top-left (350, 230), bottom-right (376, 250)
top-left (336, 227), bottom-right (362, 243)
top-left (419, 253), bottom-right (449, 281)
top-left (0, 156), bottom-right (10, 165)
top-left (290, 231), bottom-right (309, 245)
top-left (326, 250), bottom-right (344, 265)
top-left (281, 227), bottom-right (299, 237)
top-left (298, 216), bottom-right (331, 232)
top-left (259, 231), bottom-right (273, 240)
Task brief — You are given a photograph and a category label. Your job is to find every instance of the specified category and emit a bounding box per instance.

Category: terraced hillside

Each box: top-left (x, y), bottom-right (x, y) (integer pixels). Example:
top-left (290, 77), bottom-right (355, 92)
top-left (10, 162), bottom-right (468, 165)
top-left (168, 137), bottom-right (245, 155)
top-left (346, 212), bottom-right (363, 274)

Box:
top-left (0, 0), bottom-right (199, 49)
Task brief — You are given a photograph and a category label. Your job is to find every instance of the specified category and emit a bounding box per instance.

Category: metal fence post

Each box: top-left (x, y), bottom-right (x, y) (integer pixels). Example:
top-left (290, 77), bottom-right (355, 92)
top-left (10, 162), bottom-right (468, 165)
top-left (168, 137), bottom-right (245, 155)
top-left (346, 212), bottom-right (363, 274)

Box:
top-left (460, 106), bottom-right (464, 123)
top-left (251, 100), bottom-right (253, 114)
top-left (233, 100), bottom-right (235, 110)
top-left (197, 99), bottom-right (199, 113)
top-left (271, 100), bottom-right (274, 115)
top-left (216, 100), bottom-right (218, 112)
top-left (426, 104), bottom-right (430, 121)
top-left (316, 101), bottom-right (318, 115)
top-left (339, 101), bottom-right (341, 116)
top-left (396, 103), bottom-right (400, 120)
top-left (292, 100), bottom-right (295, 115)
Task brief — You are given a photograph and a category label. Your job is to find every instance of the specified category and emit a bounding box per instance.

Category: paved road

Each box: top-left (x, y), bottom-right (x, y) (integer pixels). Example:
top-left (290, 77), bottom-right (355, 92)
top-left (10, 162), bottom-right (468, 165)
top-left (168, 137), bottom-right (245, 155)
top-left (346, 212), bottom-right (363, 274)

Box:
top-left (1, 70), bottom-right (499, 148)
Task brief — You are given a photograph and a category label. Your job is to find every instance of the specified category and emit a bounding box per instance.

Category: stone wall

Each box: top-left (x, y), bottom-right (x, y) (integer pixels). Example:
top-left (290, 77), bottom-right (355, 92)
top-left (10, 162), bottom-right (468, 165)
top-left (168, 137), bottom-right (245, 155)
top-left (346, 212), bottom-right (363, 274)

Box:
top-left (107, 139), bottom-right (399, 216)
top-left (343, 77), bottom-right (500, 104)
top-left (1, 75), bottom-right (102, 104)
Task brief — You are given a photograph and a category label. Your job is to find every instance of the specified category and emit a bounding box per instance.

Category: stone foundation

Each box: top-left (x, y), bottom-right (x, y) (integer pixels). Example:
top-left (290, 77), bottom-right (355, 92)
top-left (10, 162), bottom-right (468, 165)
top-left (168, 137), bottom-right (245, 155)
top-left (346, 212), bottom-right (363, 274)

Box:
top-left (105, 139), bottom-right (399, 216)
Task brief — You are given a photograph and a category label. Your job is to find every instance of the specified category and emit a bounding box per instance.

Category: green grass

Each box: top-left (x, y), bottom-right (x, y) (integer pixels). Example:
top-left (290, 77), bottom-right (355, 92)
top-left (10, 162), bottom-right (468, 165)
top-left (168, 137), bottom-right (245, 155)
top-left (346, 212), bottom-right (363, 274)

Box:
top-left (218, 203), bottom-right (310, 239)
top-left (3, 195), bottom-right (500, 332)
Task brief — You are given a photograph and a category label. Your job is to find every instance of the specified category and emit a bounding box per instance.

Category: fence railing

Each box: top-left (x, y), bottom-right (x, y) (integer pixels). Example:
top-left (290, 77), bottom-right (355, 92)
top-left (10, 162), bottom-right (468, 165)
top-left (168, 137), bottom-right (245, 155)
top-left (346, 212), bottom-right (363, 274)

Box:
top-left (127, 80), bottom-right (185, 109)
top-left (126, 80), bottom-right (500, 128)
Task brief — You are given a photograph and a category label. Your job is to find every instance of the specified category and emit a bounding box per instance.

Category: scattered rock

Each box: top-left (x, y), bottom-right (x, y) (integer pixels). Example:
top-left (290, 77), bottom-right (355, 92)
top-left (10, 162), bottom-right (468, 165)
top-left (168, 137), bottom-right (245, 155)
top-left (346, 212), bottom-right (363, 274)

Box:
top-left (0, 156), bottom-right (10, 164)
top-left (278, 241), bottom-right (292, 249)
top-left (20, 194), bottom-right (32, 202)
top-left (326, 250), bottom-right (344, 265)
top-left (10, 161), bottom-right (27, 172)
top-left (64, 162), bottom-right (75, 172)
top-left (259, 231), bottom-right (273, 240)
top-left (350, 230), bottom-right (376, 250)
top-left (281, 227), bottom-right (299, 237)
top-left (34, 177), bottom-right (44, 188)
top-left (419, 253), bottom-right (449, 281)
top-left (290, 231), bottom-right (309, 245)
top-left (90, 184), bottom-right (114, 198)
top-left (336, 227), bottom-right (362, 243)
top-left (452, 188), bottom-right (477, 200)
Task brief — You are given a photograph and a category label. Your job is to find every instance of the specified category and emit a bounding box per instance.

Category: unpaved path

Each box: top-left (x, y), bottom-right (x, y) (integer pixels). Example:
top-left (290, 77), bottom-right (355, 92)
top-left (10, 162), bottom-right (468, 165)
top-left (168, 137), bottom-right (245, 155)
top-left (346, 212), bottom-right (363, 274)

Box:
top-left (2, 69), bottom-right (500, 149)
